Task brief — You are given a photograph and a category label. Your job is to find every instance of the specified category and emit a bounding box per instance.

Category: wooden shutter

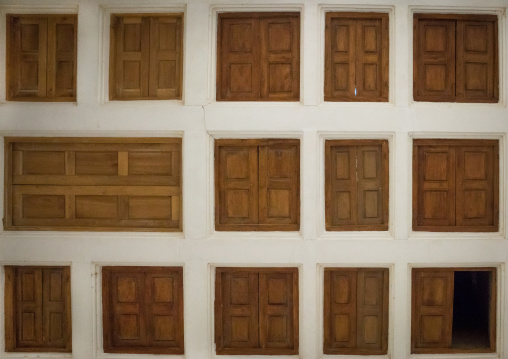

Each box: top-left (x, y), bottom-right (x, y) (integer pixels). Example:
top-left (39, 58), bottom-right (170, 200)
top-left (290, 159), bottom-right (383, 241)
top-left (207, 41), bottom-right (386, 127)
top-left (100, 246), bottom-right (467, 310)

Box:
top-left (215, 269), bottom-right (259, 353)
top-left (260, 14), bottom-right (300, 100)
top-left (111, 15), bottom-right (150, 99)
top-left (15, 267), bottom-right (44, 349)
top-left (414, 17), bottom-right (456, 101)
top-left (412, 268), bottom-right (454, 352)
top-left (47, 16), bottom-right (76, 99)
top-left (259, 270), bottom-right (298, 352)
top-left (7, 16), bottom-right (48, 99)
top-left (215, 141), bottom-right (259, 229)
top-left (259, 141), bottom-right (299, 229)
top-left (456, 17), bottom-right (497, 101)
top-left (4, 137), bottom-right (182, 231)
top-left (455, 143), bottom-right (498, 229)
top-left (324, 268), bottom-right (388, 355)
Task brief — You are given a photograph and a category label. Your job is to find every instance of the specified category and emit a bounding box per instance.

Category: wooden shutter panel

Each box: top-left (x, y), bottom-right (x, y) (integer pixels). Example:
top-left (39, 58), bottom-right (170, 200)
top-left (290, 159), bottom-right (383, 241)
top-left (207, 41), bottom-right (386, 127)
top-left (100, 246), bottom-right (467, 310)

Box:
top-left (414, 18), bottom-right (456, 101)
top-left (8, 16), bottom-right (48, 99)
top-left (217, 16), bottom-right (261, 100)
top-left (260, 14), bottom-right (300, 100)
top-left (149, 16), bottom-right (182, 99)
top-left (455, 143), bottom-right (497, 229)
top-left (325, 17), bottom-right (356, 100)
top-left (456, 18), bottom-right (497, 101)
top-left (259, 270), bottom-right (297, 352)
top-left (259, 141), bottom-right (299, 229)
top-left (111, 16), bottom-right (150, 99)
top-left (414, 144), bottom-right (456, 228)
top-left (215, 269), bottom-right (259, 352)
top-left (356, 269), bottom-right (388, 352)
top-left (16, 267), bottom-right (44, 348)
top-left (412, 269), bottom-right (454, 352)
top-left (47, 16), bottom-right (76, 99)
top-left (216, 143), bottom-right (259, 228)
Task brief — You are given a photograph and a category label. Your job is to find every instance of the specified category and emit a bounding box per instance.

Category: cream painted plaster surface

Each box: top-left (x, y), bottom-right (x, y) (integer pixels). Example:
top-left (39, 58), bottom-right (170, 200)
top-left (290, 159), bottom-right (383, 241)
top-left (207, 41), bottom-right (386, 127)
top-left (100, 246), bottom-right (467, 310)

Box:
top-left (0, 0), bottom-right (507, 358)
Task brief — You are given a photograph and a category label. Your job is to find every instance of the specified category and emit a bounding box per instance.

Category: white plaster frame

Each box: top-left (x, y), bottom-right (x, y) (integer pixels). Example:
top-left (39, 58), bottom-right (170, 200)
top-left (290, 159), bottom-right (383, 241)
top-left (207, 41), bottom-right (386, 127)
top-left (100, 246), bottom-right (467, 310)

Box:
top-left (316, 132), bottom-right (396, 240)
top-left (98, 4), bottom-right (187, 105)
top-left (317, 5), bottom-right (395, 106)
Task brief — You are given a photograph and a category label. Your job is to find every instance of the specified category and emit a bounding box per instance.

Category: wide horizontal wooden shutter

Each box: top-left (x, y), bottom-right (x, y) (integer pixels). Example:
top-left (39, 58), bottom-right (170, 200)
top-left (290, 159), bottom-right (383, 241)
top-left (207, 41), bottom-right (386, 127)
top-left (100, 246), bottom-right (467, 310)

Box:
top-left (4, 138), bottom-right (182, 231)
top-left (412, 268), bottom-right (454, 352)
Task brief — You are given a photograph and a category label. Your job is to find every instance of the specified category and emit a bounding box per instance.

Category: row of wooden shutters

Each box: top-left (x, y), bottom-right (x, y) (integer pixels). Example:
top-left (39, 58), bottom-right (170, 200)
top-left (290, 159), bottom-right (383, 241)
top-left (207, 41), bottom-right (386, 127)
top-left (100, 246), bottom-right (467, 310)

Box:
top-left (4, 137), bottom-right (182, 231)
top-left (413, 139), bottom-right (498, 231)
top-left (215, 139), bottom-right (300, 231)
top-left (325, 140), bottom-right (389, 230)
top-left (110, 14), bottom-right (183, 100)
top-left (4, 266), bottom-right (72, 352)
top-left (324, 268), bottom-right (388, 354)
top-left (7, 14), bottom-right (77, 101)
top-left (413, 14), bottom-right (498, 102)
top-left (102, 267), bottom-right (184, 354)
top-left (324, 12), bottom-right (389, 102)
top-left (217, 12), bottom-right (300, 101)
top-left (215, 267), bottom-right (298, 355)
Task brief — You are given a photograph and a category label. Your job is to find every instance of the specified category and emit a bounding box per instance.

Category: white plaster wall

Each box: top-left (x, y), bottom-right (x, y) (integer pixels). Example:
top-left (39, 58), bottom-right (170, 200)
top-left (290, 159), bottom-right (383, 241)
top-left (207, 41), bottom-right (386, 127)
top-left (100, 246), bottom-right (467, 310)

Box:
top-left (0, 0), bottom-right (507, 358)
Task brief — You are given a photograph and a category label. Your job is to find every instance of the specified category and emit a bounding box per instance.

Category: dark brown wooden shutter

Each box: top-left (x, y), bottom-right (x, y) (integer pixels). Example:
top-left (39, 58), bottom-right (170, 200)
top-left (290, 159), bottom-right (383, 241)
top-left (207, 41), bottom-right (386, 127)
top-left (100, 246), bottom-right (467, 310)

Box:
top-left (414, 18), bottom-right (456, 101)
top-left (42, 268), bottom-right (71, 349)
top-left (260, 15), bottom-right (300, 100)
top-left (215, 143), bottom-right (259, 228)
top-left (259, 270), bottom-right (297, 352)
top-left (456, 19), bottom-right (497, 101)
top-left (258, 141), bottom-right (299, 229)
top-left (16, 267), bottom-right (44, 348)
top-left (412, 269), bottom-right (454, 352)
top-left (8, 16), bottom-right (48, 99)
top-left (215, 269), bottom-right (259, 352)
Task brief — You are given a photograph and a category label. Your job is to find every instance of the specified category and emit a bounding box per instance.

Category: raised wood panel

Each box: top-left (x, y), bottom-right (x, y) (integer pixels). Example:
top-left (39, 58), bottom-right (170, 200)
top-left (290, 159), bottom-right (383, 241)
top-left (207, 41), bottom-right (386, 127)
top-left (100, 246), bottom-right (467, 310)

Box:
top-left (217, 13), bottom-right (300, 101)
top-left (4, 138), bottom-right (182, 231)
top-left (102, 267), bottom-right (184, 354)
top-left (48, 16), bottom-right (76, 98)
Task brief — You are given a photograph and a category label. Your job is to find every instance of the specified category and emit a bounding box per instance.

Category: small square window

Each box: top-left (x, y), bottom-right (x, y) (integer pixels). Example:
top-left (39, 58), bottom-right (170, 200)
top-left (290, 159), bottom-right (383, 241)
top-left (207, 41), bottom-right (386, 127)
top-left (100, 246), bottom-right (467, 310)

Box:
top-left (4, 266), bottom-right (72, 352)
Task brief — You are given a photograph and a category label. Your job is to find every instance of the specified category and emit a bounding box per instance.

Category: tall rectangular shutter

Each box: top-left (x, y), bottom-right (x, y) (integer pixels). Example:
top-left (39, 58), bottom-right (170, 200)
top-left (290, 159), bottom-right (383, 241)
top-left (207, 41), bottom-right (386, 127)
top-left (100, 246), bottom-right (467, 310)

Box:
top-left (356, 269), bottom-right (388, 352)
top-left (356, 144), bottom-right (386, 226)
top-left (8, 16), bottom-right (48, 99)
top-left (16, 267), bottom-right (44, 348)
top-left (41, 267), bottom-right (70, 349)
top-left (324, 16), bottom-right (356, 100)
top-left (258, 270), bottom-right (297, 351)
top-left (258, 141), bottom-right (299, 228)
top-left (149, 16), bottom-right (182, 99)
top-left (217, 16), bottom-right (260, 100)
top-left (259, 14), bottom-right (300, 100)
top-left (47, 16), bottom-right (76, 99)
top-left (111, 16), bottom-right (150, 99)
top-left (414, 144), bottom-right (456, 228)
top-left (412, 269), bottom-right (453, 352)
top-left (455, 143), bottom-right (497, 228)
top-left (216, 269), bottom-right (259, 351)
top-left (144, 268), bottom-right (184, 352)
top-left (355, 17), bottom-right (388, 100)
top-left (414, 18), bottom-right (455, 101)
top-left (327, 144), bottom-right (357, 227)
top-left (456, 19), bottom-right (497, 101)
top-left (215, 144), bottom-right (259, 228)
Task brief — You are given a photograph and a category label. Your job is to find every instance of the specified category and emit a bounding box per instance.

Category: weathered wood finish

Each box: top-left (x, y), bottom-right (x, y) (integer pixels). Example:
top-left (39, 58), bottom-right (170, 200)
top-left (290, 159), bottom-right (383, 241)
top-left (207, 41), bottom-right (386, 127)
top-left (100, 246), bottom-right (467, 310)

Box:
top-left (110, 14), bottom-right (183, 100)
top-left (4, 266), bottom-right (71, 352)
top-left (412, 139), bottom-right (498, 232)
top-left (325, 140), bottom-right (388, 231)
top-left (323, 268), bottom-right (388, 355)
top-left (324, 12), bottom-right (389, 102)
top-left (4, 137), bottom-right (182, 231)
top-left (7, 14), bottom-right (77, 101)
top-left (413, 14), bottom-right (498, 103)
top-left (217, 12), bottom-right (300, 101)
top-left (215, 139), bottom-right (300, 231)
top-left (215, 267), bottom-right (298, 355)
top-left (102, 266), bottom-right (184, 354)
